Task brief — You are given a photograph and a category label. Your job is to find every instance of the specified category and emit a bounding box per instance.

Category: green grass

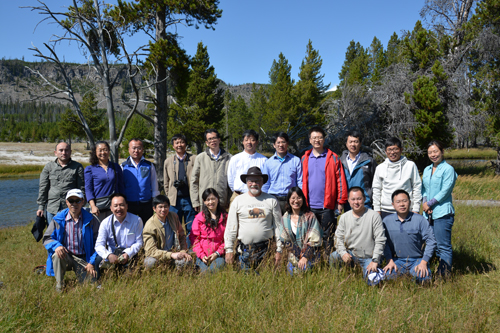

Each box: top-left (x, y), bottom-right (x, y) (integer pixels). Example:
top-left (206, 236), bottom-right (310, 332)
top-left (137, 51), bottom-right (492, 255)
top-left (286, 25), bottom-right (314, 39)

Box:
top-left (1, 205), bottom-right (500, 332)
top-left (0, 164), bottom-right (45, 178)
top-left (446, 148), bottom-right (497, 160)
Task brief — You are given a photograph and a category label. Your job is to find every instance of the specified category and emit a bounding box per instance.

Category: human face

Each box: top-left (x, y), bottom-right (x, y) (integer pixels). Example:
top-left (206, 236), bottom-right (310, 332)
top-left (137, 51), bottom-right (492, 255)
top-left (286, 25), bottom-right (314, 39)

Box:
top-left (273, 137), bottom-right (289, 157)
top-left (204, 194), bottom-right (219, 212)
top-left (348, 190), bottom-right (365, 213)
top-left (205, 132), bottom-right (220, 152)
top-left (96, 143), bottom-right (110, 163)
top-left (289, 192), bottom-right (304, 212)
top-left (111, 196), bottom-right (128, 221)
top-left (346, 136), bottom-right (361, 156)
top-left (427, 145), bottom-right (444, 165)
top-left (246, 176), bottom-right (263, 196)
top-left (173, 138), bottom-right (187, 156)
top-left (66, 196), bottom-right (84, 215)
top-left (385, 145), bottom-right (402, 162)
top-left (128, 140), bottom-right (144, 161)
top-left (153, 202), bottom-right (170, 221)
top-left (243, 135), bottom-right (258, 154)
top-left (392, 193), bottom-right (410, 215)
top-left (309, 131), bottom-right (324, 150)
top-left (55, 143), bottom-right (71, 164)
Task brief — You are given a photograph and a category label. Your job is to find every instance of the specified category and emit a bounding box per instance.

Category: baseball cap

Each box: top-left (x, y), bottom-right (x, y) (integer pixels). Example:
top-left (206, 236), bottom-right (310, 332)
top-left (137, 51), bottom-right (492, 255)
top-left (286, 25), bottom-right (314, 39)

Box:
top-left (66, 189), bottom-right (84, 200)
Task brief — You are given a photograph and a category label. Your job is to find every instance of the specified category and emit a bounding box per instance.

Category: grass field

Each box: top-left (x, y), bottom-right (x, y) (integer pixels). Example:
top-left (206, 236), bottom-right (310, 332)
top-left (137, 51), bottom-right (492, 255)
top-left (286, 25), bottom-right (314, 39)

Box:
top-left (445, 147), bottom-right (498, 160)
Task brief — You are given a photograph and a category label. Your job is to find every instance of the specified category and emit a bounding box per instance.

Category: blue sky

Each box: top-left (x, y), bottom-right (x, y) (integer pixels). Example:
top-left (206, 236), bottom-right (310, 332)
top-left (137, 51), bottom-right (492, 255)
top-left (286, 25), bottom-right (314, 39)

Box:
top-left (1, 1), bottom-right (425, 87)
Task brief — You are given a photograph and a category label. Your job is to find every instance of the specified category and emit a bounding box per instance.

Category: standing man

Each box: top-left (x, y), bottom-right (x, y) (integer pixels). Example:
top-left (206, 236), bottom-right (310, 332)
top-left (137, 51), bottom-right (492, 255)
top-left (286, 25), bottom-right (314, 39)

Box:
top-left (340, 131), bottom-right (377, 210)
top-left (382, 190), bottom-right (436, 284)
top-left (42, 189), bottom-right (100, 292)
top-left (301, 126), bottom-right (348, 252)
top-left (372, 137), bottom-right (422, 219)
top-left (224, 167), bottom-right (282, 272)
top-left (122, 138), bottom-right (160, 224)
top-left (164, 134), bottom-right (197, 244)
top-left (227, 130), bottom-right (267, 204)
top-left (37, 142), bottom-right (85, 223)
top-left (330, 187), bottom-right (386, 285)
top-left (190, 129), bottom-right (232, 211)
top-left (262, 132), bottom-right (302, 214)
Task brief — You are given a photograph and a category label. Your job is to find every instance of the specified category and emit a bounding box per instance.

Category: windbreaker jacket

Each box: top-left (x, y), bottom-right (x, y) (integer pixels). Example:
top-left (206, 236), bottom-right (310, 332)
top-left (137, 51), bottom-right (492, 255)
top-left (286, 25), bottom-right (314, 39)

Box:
top-left (340, 150), bottom-right (377, 208)
top-left (422, 160), bottom-right (457, 219)
top-left (189, 211), bottom-right (227, 259)
top-left (42, 208), bottom-right (100, 276)
top-left (143, 211), bottom-right (188, 261)
top-left (164, 153), bottom-right (196, 205)
top-left (301, 149), bottom-right (348, 210)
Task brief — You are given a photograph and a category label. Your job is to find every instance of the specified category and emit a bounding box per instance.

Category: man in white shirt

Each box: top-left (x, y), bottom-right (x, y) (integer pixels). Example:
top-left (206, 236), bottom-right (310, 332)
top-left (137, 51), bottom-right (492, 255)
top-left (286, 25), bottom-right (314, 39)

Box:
top-left (227, 130), bottom-right (267, 205)
top-left (95, 193), bottom-right (144, 270)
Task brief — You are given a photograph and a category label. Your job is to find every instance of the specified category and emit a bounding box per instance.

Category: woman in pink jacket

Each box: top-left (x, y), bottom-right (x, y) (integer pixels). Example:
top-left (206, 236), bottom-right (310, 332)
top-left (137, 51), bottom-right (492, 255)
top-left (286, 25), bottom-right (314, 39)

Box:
top-left (189, 188), bottom-right (227, 273)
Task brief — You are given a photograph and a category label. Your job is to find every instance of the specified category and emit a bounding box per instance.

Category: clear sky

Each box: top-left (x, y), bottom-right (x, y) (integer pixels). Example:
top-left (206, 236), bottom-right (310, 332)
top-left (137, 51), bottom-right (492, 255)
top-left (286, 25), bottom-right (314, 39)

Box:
top-left (1, 1), bottom-right (425, 88)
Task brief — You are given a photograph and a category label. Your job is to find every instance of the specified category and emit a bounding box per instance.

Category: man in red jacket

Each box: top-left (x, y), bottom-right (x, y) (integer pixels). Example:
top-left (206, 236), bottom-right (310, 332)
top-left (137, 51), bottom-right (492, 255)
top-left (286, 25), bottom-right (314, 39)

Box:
top-left (301, 126), bottom-right (348, 252)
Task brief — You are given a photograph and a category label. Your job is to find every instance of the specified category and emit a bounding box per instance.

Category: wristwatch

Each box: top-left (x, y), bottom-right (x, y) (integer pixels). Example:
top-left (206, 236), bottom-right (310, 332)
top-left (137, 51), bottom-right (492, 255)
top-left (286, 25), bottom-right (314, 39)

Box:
top-left (371, 257), bottom-right (379, 264)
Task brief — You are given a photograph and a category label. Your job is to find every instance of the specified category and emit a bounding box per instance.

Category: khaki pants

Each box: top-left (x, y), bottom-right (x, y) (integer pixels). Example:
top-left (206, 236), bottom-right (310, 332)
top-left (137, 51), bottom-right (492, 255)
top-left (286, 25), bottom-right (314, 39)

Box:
top-left (52, 253), bottom-right (94, 283)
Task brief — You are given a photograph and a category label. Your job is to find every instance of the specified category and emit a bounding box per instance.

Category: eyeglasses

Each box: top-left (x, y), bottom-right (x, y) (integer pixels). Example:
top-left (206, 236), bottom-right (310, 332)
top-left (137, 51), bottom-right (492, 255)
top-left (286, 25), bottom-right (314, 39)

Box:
top-left (310, 137), bottom-right (324, 141)
top-left (386, 148), bottom-right (400, 153)
top-left (394, 199), bottom-right (409, 204)
top-left (68, 199), bottom-right (82, 204)
top-left (206, 137), bottom-right (219, 142)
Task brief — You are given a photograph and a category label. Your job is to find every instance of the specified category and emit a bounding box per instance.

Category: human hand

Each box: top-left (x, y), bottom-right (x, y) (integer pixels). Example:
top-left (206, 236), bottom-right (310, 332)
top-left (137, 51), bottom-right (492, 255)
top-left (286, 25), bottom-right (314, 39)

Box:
top-left (55, 246), bottom-right (69, 259)
top-left (208, 253), bottom-right (218, 262)
top-left (422, 202), bottom-right (430, 213)
top-left (298, 257), bottom-right (308, 270)
top-left (108, 253), bottom-right (119, 264)
top-left (85, 263), bottom-right (96, 278)
top-left (383, 259), bottom-right (398, 274)
top-left (366, 261), bottom-right (378, 274)
top-left (194, 206), bottom-right (200, 213)
top-left (118, 252), bottom-right (129, 264)
top-left (225, 252), bottom-right (234, 264)
top-left (36, 210), bottom-right (45, 218)
top-left (172, 252), bottom-right (192, 261)
top-left (275, 252), bottom-right (282, 266)
top-left (337, 204), bottom-right (344, 214)
top-left (414, 260), bottom-right (429, 278)
top-left (341, 252), bottom-right (352, 263)
top-left (90, 204), bottom-right (100, 216)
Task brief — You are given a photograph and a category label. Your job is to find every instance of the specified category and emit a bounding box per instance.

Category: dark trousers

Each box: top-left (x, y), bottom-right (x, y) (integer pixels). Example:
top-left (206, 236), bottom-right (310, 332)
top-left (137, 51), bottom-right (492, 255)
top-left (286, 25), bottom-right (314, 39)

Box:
top-left (127, 200), bottom-right (153, 225)
top-left (310, 208), bottom-right (337, 253)
top-left (272, 195), bottom-right (287, 215)
top-left (237, 240), bottom-right (270, 272)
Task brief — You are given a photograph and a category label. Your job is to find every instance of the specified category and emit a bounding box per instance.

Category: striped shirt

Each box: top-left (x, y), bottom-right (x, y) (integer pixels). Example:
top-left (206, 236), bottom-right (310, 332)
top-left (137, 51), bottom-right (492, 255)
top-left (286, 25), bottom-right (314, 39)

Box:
top-left (65, 211), bottom-right (84, 255)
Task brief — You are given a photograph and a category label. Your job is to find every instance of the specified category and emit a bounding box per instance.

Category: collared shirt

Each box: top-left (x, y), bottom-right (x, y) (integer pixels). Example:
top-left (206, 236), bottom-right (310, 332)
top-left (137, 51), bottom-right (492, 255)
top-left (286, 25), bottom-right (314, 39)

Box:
top-left (159, 218), bottom-right (175, 251)
top-left (210, 149), bottom-right (221, 161)
top-left (261, 152), bottom-right (303, 196)
top-left (382, 212), bottom-right (436, 262)
top-left (64, 211), bottom-right (84, 255)
top-left (176, 153), bottom-right (187, 161)
top-left (126, 156), bottom-right (160, 198)
top-left (307, 151), bottom-right (327, 209)
top-left (84, 162), bottom-right (125, 202)
top-left (95, 213), bottom-right (144, 259)
top-left (346, 152), bottom-right (361, 174)
top-left (227, 151), bottom-right (268, 193)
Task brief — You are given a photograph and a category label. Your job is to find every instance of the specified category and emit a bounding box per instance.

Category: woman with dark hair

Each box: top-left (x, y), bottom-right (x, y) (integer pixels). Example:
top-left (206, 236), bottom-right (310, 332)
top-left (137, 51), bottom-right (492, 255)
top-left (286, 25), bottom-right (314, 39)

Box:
top-left (84, 141), bottom-right (125, 221)
top-left (422, 140), bottom-right (457, 275)
top-left (277, 187), bottom-right (322, 275)
top-left (189, 188), bottom-right (227, 272)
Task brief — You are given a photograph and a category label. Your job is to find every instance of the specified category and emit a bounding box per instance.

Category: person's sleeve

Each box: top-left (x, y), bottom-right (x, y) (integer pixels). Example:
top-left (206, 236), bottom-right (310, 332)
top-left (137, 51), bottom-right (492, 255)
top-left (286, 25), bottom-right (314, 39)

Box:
top-left (335, 156), bottom-right (348, 204)
top-left (95, 220), bottom-right (111, 260)
top-left (143, 223), bottom-right (170, 260)
top-left (77, 164), bottom-right (85, 197)
top-left (88, 217), bottom-right (100, 265)
top-left (163, 159), bottom-right (170, 197)
top-left (190, 214), bottom-right (204, 257)
top-left (224, 200), bottom-right (238, 253)
top-left (372, 167), bottom-right (382, 212)
top-left (372, 213), bottom-right (387, 261)
top-left (42, 218), bottom-right (63, 252)
top-left (217, 216), bottom-right (226, 255)
top-left (37, 164), bottom-right (50, 211)
top-left (227, 157), bottom-right (236, 192)
top-left (190, 157), bottom-right (201, 208)
top-left (297, 158), bottom-right (303, 189)
top-left (382, 221), bottom-right (394, 261)
top-left (421, 217), bottom-right (436, 262)
top-left (124, 217), bottom-right (144, 258)
top-left (175, 214), bottom-right (188, 252)
top-left (432, 167), bottom-right (457, 203)
top-left (116, 164), bottom-right (125, 194)
top-left (271, 198), bottom-right (283, 253)
top-left (150, 164), bottom-right (160, 197)
top-left (334, 215), bottom-right (348, 257)
top-left (411, 164), bottom-right (422, 212)
top-left (84, 166), bottom-right (96, 202)
top-left (261, 160), bottom-right (271, 193)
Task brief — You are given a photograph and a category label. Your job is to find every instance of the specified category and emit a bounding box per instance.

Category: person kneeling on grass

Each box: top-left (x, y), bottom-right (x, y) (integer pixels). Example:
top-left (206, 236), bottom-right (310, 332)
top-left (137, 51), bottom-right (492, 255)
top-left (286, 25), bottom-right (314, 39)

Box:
top-left (43, 189), bottom-right (100, 293)
top-left (143, 195), bottom-right (192, 269)
top-left (382, 189), bottom-right (436, 284)
top-left (329, 186), bottom-right (386, 285)
top-left (189, 188), bottom-right (227, 273)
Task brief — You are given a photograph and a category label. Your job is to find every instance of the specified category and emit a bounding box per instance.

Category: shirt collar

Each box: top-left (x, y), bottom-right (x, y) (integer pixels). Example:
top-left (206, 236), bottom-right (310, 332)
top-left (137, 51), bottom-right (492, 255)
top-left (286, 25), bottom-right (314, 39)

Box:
top-left (310, 150), bottom-right (327, 158)
top-left (210, 149), bottom-right (221, 160)
top-left (176, 153), bottom-right (187, 161)
top-left (65, 211), bottom-right (82, 223)
top-left (274, 152), bottom-right (289, 162)
top-left (130, 156), bottom-right (145, 168)
top-left (113, 214), bottom-right (129, 226)
top-left (396, 212), bottom-right (413, 223)
top-left (347, 152), bottom-right (361, 163)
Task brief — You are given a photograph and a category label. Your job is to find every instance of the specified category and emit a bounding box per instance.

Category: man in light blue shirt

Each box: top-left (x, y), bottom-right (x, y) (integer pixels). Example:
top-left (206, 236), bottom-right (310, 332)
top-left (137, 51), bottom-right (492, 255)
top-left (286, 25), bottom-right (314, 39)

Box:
top-left (262, 132), bottom-right (302, 214)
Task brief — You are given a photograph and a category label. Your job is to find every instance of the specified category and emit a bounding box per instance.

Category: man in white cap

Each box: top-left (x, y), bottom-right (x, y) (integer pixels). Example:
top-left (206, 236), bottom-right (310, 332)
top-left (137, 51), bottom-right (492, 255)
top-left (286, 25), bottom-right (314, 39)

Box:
top-left (42, 189), bottom-right (100, 292)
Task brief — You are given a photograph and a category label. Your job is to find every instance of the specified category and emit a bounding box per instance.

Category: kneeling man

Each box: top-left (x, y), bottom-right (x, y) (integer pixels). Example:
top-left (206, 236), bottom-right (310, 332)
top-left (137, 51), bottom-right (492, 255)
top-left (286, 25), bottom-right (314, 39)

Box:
top-left (382, 189), bottom-right (436, 284)
top-left (143, 195), bottom-right (192, 269)
top-left (43, 189), bottom-right (100, 292)
top-left (330, 187), bottom-right (386, 284)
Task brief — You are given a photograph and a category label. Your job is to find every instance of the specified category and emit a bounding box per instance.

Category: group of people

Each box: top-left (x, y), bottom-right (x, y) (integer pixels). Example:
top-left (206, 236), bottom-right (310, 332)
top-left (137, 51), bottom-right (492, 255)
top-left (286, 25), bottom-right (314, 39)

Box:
top-left (37, 126), bottom-right (457, 291)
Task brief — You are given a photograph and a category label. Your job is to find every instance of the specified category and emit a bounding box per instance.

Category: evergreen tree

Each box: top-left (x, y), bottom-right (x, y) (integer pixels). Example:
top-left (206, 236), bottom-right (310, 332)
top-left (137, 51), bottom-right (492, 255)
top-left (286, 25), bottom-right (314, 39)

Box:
top-left (386, 32), bottom-right (402, 66)
top-left (368, 37), bottom-right (387, 85)
top-left (247, 83), bottom-right (269, 140)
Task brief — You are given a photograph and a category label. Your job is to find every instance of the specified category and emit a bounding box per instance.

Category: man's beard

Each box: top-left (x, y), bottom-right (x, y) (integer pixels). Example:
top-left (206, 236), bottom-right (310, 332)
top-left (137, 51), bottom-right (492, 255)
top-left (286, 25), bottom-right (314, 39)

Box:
top-left (249, 186), bottom-right (261, 196)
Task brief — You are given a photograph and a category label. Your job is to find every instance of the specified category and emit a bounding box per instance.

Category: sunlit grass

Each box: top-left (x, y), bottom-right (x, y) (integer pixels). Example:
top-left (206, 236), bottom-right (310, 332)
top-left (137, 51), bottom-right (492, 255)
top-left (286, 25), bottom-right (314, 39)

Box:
top-left (446, 147), bottom-right (497, 160)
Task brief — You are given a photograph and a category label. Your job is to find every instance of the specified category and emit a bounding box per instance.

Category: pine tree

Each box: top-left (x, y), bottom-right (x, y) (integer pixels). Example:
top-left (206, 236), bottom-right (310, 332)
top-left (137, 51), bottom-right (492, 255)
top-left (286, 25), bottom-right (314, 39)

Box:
top-left (247, 83), bottom-right (268, 139)
top-left (386, 32), bottom-right (401, 66)
top-left (368, 37), bottom-right (387, 85)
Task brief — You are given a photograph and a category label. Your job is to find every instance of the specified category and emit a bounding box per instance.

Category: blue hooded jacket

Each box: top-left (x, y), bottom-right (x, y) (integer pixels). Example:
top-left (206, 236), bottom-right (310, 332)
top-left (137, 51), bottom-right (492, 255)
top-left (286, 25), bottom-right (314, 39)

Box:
top-left (340, 150), bottom-right (377, 209)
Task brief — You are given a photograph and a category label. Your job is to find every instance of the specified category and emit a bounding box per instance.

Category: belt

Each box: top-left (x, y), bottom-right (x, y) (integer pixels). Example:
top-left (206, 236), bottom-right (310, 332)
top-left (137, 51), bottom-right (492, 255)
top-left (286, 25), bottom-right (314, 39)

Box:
top-left (235, 191), bottom-right (243, 195)
top-left (238, 239), bottom-right (271, 251)
top-left (273, 195), bottom-right (287, 201)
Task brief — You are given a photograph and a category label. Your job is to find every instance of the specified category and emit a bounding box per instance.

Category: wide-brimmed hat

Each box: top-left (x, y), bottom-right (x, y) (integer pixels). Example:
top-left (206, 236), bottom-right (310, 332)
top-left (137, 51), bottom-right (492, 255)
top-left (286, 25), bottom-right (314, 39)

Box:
top-left (240, 166), bottom-right (268, 184)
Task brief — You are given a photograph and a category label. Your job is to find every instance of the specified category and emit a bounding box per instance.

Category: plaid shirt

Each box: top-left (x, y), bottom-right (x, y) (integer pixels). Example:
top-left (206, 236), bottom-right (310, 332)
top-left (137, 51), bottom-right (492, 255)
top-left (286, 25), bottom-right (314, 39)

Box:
top-left (65, 211), bottom-right (84, 255)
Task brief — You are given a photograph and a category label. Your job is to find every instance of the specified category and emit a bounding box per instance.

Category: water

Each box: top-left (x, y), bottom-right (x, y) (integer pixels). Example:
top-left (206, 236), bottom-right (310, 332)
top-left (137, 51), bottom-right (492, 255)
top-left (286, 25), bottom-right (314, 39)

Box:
top-left (0, 177), bottom-right (40, 228)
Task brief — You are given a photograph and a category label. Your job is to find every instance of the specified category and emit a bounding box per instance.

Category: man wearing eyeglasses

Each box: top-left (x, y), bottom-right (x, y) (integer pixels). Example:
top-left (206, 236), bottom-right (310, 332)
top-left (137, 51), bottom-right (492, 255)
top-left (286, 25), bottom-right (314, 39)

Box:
top-left (42, 189), bottom-right (100, 292)
top-left (372, 137), bottom-right (422, 220)
top-left (301, 126), bottom-right (348, 252)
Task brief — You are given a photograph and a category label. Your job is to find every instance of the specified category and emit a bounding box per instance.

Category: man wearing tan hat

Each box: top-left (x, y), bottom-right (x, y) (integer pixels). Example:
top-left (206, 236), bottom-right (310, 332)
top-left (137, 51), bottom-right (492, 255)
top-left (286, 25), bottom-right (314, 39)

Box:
top-left (224, 167), bottom-right (282, 272)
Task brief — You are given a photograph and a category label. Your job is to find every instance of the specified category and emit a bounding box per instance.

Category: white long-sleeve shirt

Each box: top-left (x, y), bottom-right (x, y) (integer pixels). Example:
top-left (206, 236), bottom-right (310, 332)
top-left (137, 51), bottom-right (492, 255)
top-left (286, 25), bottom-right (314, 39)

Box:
top-left (95, 213), bottom-right (144, 259)
top-left (227, 151), bottom-right (267, 193)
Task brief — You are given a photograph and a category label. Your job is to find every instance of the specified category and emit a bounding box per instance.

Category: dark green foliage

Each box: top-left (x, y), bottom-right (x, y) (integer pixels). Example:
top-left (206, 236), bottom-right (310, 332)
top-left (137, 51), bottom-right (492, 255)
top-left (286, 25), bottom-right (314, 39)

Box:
top-left (386, 32), bottom-right (402, 66)
top-left (368, 37), bottom-right (387, 85)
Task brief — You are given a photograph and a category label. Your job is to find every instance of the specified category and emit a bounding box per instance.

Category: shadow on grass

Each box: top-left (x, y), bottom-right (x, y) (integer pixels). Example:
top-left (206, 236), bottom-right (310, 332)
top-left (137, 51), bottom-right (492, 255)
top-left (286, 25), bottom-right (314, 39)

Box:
top-left (450, 160), bottom-right (495, 176)
top-left (451, 247), bottom-right (496, 275)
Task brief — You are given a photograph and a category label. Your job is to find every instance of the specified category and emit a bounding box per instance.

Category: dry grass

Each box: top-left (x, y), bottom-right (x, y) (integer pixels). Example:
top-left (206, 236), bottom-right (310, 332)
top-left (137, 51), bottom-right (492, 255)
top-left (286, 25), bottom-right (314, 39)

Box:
top-left (446, 148), bottom-right (497, 160)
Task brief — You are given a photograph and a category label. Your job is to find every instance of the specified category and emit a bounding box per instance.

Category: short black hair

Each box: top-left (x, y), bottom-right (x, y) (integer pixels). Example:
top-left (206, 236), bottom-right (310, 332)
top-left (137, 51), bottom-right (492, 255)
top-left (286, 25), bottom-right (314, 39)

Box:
top-left (128, 138), bottom-right (143, 147)
top-left (242, 129), bottom-right (259, 142)
top-left (152, 194), bottom-right (170, 208)
top-left (427, 140), bottom-right (445, 153)
top-left (171, 133), bottom-right (187, 145)
top-left (272, 132), bottom-right (289, 144)
top-left (204, 129), bottom-right (220, 141)
top-left (346, 130), bottom-right (363, 143)
top-left (308, 126), bottom-right (326, 138)
top-left (110, 193), bottom-right (127, 202)
top-left (391, 189), bottom-right (410, 202)
top-left (385, 137), bottom-right (402, 150)
top-left (348, 186), bottom-right (366, 199)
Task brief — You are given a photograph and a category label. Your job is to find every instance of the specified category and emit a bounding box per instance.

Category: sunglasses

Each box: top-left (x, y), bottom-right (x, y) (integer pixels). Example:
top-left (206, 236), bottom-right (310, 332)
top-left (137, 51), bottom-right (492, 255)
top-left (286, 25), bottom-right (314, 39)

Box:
top-left (68, 198), bottom-right (82, 204)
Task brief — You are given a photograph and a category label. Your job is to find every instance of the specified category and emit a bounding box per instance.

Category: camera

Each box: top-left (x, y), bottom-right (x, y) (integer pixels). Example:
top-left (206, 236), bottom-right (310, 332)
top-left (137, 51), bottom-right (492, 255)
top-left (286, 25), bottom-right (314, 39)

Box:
top-left (173, 179), bottom-right (186, 189)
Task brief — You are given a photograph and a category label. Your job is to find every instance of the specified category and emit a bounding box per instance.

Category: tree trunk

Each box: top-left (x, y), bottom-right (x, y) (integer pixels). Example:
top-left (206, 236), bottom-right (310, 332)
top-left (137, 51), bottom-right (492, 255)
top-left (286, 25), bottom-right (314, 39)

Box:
top-left (496, 148), bottom-right (500, 176)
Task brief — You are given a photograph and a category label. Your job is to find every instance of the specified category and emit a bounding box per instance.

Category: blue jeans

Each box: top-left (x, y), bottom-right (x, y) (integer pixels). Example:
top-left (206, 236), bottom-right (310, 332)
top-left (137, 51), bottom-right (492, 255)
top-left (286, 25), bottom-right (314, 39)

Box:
top-left (286, 261), bottom-right (313, 276)
top-left (170, 196), bottom-right (196, 247)
top-left (46, 203), bottom-right (64, 223)
top-left (384, 258), bottom-right (432, 283)
top-left (431, 214), bottom-right (454, 275)
top-left (196, 257), bottom-right (225, 273)
top-left (329, 251), bottom-right (375, 281)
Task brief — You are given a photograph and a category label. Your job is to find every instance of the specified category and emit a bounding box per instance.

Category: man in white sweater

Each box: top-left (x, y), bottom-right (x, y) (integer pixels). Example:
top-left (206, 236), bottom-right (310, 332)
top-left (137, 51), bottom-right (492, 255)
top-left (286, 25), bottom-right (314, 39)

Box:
top-left (330, 187), bottom-right (386, 284)
top-left (372, 137), bottom-right (422, 219)
top-left (224, 167), bottom-right (282, 272)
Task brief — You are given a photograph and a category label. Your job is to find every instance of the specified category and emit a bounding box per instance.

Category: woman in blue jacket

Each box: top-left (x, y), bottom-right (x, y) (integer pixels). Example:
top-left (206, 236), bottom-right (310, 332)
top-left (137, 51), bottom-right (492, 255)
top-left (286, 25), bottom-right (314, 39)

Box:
top-left (422, 140), bottom-right (457, 275)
